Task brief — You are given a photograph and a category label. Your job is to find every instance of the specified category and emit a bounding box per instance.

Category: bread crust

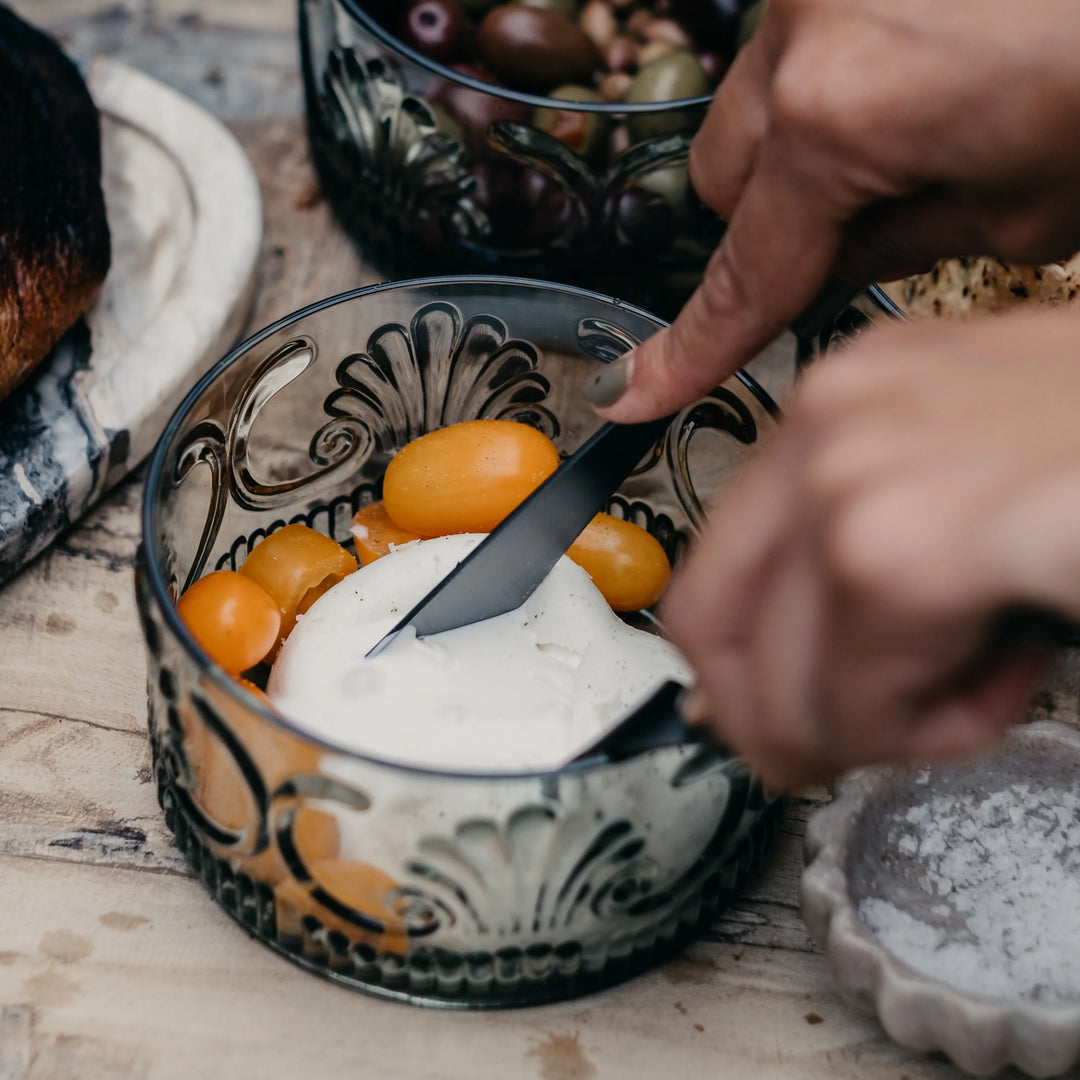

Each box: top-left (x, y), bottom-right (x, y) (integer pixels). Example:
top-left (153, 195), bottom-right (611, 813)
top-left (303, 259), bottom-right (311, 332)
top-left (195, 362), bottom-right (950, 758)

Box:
top-left (883, 254), bottom-right (1080, 320)
top-left (0, 4), bottom-right (111, 401)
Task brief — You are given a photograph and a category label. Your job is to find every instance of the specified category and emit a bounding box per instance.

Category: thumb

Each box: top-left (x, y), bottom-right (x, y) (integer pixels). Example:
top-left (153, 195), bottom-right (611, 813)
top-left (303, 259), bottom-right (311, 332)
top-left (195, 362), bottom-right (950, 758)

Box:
top-left (584, 144), bottom-right (849, 423)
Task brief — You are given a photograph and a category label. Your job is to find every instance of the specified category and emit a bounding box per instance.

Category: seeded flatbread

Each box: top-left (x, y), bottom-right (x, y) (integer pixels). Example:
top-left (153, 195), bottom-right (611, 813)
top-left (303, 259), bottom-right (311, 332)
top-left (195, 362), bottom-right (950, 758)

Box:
top-left (881, 254), bottom-right (1080, 319)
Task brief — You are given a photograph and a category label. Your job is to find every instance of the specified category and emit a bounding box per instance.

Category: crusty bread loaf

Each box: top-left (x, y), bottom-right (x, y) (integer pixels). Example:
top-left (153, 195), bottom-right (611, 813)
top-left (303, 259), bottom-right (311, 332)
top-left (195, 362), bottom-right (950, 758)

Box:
top-left (0, 4), bottom-right (111, 401)
top-left (883, 254), bottom-right (1080, 319)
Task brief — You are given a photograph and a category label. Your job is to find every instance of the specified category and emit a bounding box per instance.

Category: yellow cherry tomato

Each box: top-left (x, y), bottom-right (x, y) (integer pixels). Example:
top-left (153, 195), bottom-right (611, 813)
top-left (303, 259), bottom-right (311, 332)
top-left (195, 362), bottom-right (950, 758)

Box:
top-left (382, 419), bottom-right (560, 537)
top-left (567, 513), bottom-right (672, 611)
top-left (177, 570), bottom-right (281, 674)
top-left (350, 500), bottom-right (421, 566)
top-left (239, 523), bottom-right (357, 653)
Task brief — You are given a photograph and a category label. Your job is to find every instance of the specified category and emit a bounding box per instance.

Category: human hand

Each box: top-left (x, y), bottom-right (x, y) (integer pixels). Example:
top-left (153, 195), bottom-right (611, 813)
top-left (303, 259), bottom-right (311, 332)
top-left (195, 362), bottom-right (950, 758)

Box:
top-left (586, 0), bottom-right (1080, 421)
top-left (662, 310), bottom-right (1080, 790)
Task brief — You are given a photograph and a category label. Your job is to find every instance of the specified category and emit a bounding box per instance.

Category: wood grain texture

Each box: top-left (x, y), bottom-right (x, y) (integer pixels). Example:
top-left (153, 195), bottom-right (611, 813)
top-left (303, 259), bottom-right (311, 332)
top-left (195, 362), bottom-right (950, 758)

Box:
top-left (2, 4), bottom-right (1080, 1078)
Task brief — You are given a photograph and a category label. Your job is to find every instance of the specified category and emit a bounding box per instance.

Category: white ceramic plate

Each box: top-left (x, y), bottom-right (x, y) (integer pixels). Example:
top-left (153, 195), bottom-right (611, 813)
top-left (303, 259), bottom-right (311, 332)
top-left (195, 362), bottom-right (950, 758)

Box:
top-left (0, 57), bottom-right (261, 585)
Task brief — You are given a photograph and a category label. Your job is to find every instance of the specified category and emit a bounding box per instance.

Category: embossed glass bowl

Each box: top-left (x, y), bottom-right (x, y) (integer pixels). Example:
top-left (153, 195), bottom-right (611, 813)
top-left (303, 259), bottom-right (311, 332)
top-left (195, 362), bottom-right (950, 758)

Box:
top-left (800, 283), bottom-right (904, 365)
top-left (136, 276), bottom-right (781, 1007)
top-left (299, 0), bottom-right (720, 319)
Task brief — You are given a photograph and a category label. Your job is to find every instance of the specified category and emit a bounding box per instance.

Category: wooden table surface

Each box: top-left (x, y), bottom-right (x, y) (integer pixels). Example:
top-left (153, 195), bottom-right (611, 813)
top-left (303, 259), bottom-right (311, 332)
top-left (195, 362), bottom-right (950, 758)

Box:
top-left (2, 3), bottom-right (1078, 1078)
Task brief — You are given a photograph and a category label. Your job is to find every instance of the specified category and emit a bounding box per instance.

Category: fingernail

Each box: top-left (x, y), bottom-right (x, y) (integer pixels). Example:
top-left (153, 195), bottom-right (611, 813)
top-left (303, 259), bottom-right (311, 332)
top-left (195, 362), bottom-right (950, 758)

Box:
top-left (583, 351), bottom-right (634, 408)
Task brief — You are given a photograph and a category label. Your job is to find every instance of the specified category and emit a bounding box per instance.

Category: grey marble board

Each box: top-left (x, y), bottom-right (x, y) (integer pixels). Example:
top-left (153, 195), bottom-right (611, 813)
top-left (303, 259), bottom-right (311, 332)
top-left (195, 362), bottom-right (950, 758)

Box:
top-left (0, 58), bottom-right (262, 587)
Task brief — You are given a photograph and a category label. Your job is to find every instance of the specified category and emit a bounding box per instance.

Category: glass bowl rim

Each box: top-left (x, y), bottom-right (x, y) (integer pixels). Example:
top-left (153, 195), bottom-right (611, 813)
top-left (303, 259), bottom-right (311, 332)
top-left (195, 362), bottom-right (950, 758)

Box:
top-left (141, 273), bottom-right (779, 782)
top-left (314, 0), bottom-right (718, 114)
top-left (866, 283), bottom-right (905, 319)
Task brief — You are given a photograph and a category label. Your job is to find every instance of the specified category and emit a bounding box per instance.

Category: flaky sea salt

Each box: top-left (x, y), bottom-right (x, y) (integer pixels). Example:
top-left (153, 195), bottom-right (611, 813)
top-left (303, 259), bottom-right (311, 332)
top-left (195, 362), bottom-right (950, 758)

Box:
top-left (857, 780), bottom-right (1080, 1002)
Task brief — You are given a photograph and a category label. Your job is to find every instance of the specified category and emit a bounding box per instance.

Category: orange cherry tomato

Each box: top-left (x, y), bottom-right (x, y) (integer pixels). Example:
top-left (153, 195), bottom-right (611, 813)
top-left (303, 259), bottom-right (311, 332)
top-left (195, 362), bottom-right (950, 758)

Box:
top-left (239, 523), bottom-right (357, 653)
top-left (272, 815), bottom-right (410, 951)
top-left (182, 676), bottom-right (332, 883)
top-left (350, 500), bottom-right (421, 566)
top-left (567, 513), bottom-right (672, 611)
top-left (291, 806), bottom-right (342, 865)
top-left (177, 570), bottom-right (281, 674)
top-left (382, 419), bottom-right (560, 537)
top-left (235, 676), bottom-right (270, 702)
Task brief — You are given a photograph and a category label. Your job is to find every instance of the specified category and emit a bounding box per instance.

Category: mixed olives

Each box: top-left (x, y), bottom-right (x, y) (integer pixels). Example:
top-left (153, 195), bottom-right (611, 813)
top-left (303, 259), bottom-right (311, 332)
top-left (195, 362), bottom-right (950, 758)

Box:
top-left (378, 0), bottom-right (759, 193)
top-left (303, 0), bottom-right (764, 318)
top-left (389, 0), bottom-right (758, 104)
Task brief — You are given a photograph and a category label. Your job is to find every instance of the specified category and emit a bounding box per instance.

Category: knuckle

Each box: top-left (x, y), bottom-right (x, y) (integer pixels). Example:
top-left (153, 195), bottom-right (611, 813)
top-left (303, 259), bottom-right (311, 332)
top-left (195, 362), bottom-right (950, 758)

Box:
top-left (770, 50), bottom-right (852, 146)
top-left (768, 12), bottom-right (898, 157)
top-left (823, 499), bottom-right (901, 596)
top-left (700, 240), bottom-right (754, 318)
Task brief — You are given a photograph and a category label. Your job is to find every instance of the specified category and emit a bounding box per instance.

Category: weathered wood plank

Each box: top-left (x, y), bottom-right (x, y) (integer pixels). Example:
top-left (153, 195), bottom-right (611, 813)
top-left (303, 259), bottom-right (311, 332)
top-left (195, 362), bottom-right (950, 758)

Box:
top-left (0, 853), bottom-right (965, 1080)
top-left (11, 0), bottom-right (297, 31)
top-left (10, 1), bottom-right (302, 125)
top-left (232, 117), bottom-right (379, 333)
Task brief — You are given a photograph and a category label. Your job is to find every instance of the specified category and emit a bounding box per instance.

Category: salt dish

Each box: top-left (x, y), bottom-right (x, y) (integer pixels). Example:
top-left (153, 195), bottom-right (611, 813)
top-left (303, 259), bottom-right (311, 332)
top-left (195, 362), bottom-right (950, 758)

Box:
top-left (801, 721), bottom-right (1080, 1077)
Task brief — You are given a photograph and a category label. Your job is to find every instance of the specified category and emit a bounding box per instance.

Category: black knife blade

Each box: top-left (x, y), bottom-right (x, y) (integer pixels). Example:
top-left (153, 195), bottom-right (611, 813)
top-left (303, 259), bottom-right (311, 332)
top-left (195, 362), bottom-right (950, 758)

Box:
top-left (366, 415), bottom-right (672, 655)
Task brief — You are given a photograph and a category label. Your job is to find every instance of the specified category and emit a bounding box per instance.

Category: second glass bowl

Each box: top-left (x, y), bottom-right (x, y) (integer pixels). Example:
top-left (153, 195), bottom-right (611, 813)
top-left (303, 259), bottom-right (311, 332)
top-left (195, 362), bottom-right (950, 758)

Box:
top-left (299, 0), bottom-right (744, 319)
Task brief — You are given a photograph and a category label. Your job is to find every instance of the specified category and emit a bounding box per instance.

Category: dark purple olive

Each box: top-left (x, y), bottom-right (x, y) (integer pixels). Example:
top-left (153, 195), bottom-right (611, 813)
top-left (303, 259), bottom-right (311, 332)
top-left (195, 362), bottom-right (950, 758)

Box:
top-left (522, 175), bottom-right (579, 250)
top-left (398, 0), bottom-right (471, 63)
top-left (469, 163), bottom-right (579, 251)
top-left (469, 161), bottom-right (536, 247)
top-left (613, 187), bottom-right (676, 254)
top-left (433, 63), bottom-right (531, 154)
top-left (477, 5), bottom-right (601, 94)
top-left (655, 0), bottom-right (751, 22)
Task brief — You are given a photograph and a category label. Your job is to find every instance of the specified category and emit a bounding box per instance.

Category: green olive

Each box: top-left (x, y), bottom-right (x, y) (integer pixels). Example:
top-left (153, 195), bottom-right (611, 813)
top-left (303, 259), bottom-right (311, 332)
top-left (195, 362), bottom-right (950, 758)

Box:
top-left (625, 50), bottom-right (710, 141)
top-left (533, 84), bottom-right (610, 162)
top-left (738, 0), bottom-right (767, 48)
top-left (515, 0), bottom-right (580, 17)
top-left (635, 163), bottom-right (690, 225)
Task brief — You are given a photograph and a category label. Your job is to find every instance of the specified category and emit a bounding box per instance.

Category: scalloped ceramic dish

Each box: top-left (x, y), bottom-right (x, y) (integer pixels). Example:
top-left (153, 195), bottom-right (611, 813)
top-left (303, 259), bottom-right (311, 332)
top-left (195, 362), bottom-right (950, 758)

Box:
top-left (801, 721), bottom-right (1080, 1077)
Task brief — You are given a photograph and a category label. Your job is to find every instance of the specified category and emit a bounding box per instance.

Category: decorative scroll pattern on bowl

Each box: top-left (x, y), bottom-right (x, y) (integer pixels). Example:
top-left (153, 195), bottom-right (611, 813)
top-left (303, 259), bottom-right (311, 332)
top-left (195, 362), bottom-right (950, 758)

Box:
top-left (321, 46), bottom-right (487, 252)
top-left (300, 0), bottom-right (720, 317)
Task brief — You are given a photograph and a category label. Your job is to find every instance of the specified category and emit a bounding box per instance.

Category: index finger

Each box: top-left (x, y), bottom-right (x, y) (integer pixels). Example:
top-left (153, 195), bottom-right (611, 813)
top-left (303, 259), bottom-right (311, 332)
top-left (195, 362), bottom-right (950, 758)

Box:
top-left (593, 134), bottom-right (852, 423)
